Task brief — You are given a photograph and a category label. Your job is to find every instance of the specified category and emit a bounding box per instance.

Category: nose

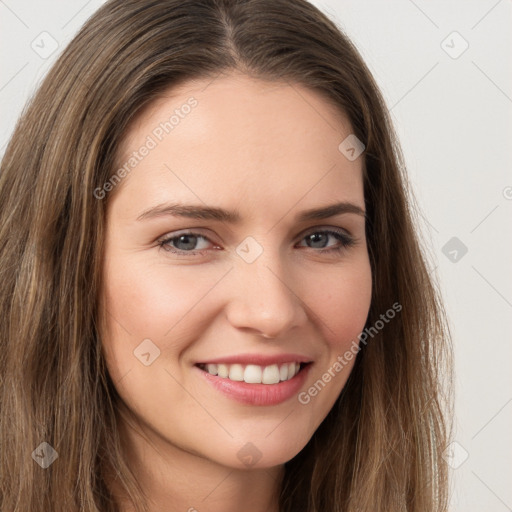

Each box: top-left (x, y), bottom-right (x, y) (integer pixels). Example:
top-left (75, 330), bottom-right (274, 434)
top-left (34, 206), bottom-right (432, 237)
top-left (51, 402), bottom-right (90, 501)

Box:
top-left (224, 251), bottom-right (307, 339)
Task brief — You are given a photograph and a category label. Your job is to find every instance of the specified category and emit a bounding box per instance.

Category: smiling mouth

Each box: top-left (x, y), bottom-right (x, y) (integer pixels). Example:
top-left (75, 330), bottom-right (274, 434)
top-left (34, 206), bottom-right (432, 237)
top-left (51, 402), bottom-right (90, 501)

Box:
top-left (195, 362), bottom-right (311, 385)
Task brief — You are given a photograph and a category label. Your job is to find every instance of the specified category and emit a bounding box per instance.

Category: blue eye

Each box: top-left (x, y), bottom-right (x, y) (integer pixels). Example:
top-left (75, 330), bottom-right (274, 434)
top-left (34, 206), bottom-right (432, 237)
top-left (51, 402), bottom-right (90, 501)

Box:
top-left (158, 228), bottom-right (356, 257)
top-left (298, 229), bottom-right (355, 253)
top-left (159, 232), bottom-right (211, 255)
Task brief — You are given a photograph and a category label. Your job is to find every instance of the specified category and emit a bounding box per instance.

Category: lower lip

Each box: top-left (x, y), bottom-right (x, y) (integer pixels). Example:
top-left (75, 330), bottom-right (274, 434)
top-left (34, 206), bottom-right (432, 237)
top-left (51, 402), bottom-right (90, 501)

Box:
top-left (195, 364), bottom-right (312, 406)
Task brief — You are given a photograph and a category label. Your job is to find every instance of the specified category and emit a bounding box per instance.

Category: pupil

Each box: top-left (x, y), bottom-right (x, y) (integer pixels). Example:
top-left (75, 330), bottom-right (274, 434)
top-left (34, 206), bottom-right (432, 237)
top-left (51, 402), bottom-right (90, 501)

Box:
top-left (309, 233), bottom-right (327, 248)
top-left (177, 234), bottom-right (196, 250)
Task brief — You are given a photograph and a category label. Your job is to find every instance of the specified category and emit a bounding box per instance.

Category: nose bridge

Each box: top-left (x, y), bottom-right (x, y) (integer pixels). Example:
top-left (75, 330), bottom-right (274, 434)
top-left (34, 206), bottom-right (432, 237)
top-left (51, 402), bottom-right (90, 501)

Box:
top-left (225, 237), bottom-right (304, 338)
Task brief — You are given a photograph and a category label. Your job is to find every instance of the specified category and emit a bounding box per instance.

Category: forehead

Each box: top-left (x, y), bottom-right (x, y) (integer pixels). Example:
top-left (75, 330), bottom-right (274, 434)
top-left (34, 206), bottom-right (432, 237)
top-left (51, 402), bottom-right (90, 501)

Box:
top-left (110, 73), bottom-right (365, 221)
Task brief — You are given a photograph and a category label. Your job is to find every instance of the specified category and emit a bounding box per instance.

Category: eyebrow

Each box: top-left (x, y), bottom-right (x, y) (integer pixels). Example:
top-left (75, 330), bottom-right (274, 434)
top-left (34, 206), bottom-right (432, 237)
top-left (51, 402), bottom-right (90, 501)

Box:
top-left (136, 201), bottom-right (366, 223)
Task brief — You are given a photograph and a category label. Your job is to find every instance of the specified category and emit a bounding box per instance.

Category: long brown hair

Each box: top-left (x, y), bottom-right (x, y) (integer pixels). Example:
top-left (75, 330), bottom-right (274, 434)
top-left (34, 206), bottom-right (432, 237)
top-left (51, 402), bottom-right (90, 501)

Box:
top-left (0, 0), bottom-right (453, 510)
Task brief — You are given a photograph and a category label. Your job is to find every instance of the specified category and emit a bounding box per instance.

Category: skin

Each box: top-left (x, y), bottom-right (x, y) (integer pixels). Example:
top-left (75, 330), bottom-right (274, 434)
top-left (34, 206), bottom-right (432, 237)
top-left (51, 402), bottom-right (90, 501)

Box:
top-left (99, 72), bottom-right (372, 512)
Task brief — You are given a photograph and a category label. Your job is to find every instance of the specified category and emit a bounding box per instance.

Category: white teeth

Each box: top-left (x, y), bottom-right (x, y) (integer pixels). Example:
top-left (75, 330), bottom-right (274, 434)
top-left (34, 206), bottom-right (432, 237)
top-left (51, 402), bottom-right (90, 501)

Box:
top-left (200, 362), bottom-right (305, 384)
top-left (244, 365), bottom-right (262, 384)
top-left (217, 364), bottom-right (229, 378)
top-left (228, 364), bottom-right (244, 381)
top-left (206, 364), bottom-right (218, 375)
top-left (262, 364), bottom-right (280, 384)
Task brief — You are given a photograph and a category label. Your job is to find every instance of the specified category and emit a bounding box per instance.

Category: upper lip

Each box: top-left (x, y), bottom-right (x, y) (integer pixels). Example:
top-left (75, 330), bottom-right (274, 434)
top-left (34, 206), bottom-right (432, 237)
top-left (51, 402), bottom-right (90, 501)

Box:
top-left (196, 353), bottom-right (314, 366)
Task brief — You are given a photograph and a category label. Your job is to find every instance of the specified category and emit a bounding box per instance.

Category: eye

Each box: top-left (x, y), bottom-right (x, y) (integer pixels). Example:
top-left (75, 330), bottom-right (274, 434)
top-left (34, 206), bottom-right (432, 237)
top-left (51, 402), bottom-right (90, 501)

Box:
top-left (158, 231), bottom-right (214, 256)
top-left (298, 228), bottom-right (356, 254)
top-left (157, 228), bottom-right (356, 257)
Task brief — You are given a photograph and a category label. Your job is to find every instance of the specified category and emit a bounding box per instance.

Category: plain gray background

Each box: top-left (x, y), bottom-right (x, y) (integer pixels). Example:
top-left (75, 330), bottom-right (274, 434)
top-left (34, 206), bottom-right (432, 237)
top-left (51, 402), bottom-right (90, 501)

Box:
top-left (1, 1), bottom-right (511, 510)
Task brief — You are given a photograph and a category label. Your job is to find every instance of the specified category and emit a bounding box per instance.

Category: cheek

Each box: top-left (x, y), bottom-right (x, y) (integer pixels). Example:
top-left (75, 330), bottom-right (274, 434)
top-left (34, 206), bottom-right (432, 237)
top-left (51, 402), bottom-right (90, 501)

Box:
top-left (102, 254), bottom-right (218, 337)
top-left (306, 259), bottom-right (372, 352)
top-left (291, 259), bottom-right (372, 435)
top-left (99, 255), bottom-right (219, 416)
top-left (100, 253), bottom-right (230, 382)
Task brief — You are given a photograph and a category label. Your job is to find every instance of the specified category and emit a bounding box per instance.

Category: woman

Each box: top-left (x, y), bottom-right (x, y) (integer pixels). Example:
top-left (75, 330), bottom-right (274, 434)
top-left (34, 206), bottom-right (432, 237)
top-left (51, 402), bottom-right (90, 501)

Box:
top-left (0, 0), bottom-right (453, 510)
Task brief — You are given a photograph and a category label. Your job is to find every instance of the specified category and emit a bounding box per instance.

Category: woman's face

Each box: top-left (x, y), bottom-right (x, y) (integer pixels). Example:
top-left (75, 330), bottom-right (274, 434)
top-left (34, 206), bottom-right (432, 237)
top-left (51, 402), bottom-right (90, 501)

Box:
top-left (100, 73), bottom-right (372, 469)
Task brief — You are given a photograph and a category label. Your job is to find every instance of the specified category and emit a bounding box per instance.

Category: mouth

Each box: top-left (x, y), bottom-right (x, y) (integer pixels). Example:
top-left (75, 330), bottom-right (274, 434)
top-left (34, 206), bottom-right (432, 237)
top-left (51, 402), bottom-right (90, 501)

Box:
top-left (194, 360), bottom-right (314, 406)
top-left (195, 361), bottom-right (312, 385)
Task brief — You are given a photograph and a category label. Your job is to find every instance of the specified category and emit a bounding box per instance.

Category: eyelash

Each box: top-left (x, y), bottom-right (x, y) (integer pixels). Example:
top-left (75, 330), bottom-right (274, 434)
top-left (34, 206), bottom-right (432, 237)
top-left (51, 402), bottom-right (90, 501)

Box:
top-left (157, 228), bottom-right (356, 257)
